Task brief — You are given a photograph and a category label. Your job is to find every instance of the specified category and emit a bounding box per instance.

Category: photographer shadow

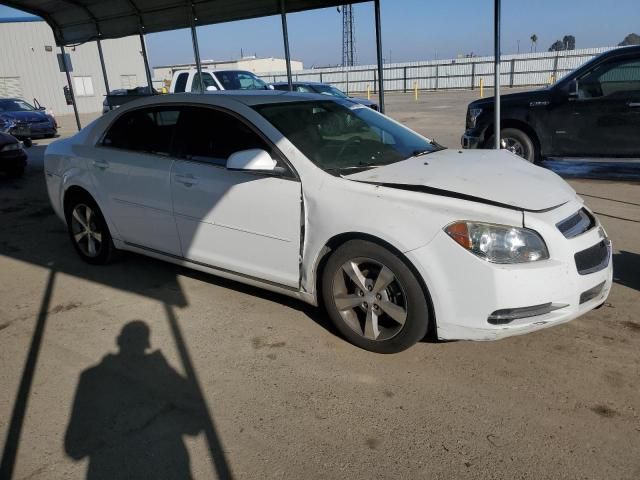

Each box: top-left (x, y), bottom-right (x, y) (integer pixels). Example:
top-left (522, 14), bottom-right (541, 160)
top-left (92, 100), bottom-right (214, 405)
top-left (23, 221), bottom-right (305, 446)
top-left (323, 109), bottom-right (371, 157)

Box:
top-left (65, 321), bottom-right (204, 480)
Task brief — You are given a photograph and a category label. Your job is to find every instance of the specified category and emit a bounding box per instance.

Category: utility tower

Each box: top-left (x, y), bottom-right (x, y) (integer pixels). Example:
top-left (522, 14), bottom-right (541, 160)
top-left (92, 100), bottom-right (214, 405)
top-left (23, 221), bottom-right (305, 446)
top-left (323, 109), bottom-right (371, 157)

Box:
top-left (341, 4), bottom-right (356, 67)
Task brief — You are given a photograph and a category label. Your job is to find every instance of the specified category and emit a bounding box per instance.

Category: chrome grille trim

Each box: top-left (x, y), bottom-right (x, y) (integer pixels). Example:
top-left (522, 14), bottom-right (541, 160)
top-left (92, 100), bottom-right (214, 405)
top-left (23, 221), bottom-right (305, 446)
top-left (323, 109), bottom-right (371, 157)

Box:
top-left (556, 208), bottom-right (595, 239)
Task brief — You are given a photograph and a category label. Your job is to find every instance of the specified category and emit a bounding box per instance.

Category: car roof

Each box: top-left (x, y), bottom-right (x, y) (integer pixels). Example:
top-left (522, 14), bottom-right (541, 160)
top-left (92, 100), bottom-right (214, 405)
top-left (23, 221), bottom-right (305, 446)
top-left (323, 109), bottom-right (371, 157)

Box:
top-left (173, 69), bottom-right (255, 75)
top-left (272, 81), bottom-right (327, 86)
top-left (111, 90), bottom-right (345, 110)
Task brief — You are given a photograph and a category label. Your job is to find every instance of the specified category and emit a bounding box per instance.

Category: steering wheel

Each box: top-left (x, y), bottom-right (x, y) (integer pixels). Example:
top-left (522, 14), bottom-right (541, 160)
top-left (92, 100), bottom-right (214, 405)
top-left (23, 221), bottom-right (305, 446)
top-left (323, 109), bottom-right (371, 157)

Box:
top-left (335, 136), bottom-right (362, 163)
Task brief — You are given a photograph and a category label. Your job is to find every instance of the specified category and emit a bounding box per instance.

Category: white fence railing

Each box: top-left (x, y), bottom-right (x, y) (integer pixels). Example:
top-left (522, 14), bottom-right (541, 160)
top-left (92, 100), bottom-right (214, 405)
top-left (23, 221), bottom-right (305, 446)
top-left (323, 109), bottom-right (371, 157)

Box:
top-left (260, 46), bottom-right (616, 94)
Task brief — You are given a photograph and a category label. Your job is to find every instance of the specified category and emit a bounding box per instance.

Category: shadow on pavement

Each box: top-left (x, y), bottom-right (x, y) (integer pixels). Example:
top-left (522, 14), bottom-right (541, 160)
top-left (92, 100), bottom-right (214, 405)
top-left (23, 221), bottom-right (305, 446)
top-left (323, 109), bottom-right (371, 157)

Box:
top-left (65, 320), bottom-right (203, 479)
top-left (612, 251), bottom-right (640, 292)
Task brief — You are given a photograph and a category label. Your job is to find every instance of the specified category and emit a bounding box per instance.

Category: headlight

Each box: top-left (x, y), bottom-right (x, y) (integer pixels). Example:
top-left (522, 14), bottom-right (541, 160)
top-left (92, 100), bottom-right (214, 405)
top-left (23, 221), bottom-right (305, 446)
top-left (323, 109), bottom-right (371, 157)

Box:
top-left (1, 143), bottom-right (22, 152)
top-left (467, 108), bottom-right (483, 129)
top-left (445, 221), bottom-right (549, 263)
top-left (0, 119), bottom-right (16, 133)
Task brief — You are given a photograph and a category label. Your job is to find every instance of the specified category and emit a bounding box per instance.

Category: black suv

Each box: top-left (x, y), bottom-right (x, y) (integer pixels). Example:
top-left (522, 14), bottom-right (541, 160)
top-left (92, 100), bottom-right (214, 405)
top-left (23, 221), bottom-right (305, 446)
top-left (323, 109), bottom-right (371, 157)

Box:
top-left (462, 45), bottom-right (640, 162)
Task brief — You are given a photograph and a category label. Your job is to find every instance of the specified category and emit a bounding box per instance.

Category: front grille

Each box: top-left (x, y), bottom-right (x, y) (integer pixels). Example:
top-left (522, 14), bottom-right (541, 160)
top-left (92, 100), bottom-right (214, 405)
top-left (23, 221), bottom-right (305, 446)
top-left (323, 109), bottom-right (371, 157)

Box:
top-left (575, 240), bottom-right (610, 275)
top-left (557, 208), bottom-right (595, 238)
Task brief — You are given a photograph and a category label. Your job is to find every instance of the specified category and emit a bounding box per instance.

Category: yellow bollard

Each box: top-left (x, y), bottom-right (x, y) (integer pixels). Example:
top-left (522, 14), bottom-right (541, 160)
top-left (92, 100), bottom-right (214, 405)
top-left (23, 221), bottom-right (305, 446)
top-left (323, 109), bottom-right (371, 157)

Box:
top-left (414, 81), bottom-right (418, 101)
top-left (480, 78), bottom-right (484, 98)
top-left (367, 84), bottom-right (371, 100)
top-left (549, 74), bottom-right (555, 85)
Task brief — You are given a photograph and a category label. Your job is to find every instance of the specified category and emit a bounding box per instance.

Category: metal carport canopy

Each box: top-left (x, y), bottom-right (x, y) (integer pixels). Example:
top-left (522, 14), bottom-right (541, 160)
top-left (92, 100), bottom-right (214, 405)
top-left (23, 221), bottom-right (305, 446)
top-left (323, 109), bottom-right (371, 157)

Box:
top-left (0, 0), bottom-right (368, 45)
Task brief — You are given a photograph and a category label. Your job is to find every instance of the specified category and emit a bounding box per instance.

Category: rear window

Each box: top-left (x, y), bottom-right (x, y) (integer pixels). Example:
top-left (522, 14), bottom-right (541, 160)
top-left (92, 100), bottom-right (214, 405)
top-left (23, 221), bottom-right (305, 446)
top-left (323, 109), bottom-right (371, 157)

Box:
top-left (103, 107), bottom-right (182, 155)
top-left (174, 72), bottom-right (189, 93)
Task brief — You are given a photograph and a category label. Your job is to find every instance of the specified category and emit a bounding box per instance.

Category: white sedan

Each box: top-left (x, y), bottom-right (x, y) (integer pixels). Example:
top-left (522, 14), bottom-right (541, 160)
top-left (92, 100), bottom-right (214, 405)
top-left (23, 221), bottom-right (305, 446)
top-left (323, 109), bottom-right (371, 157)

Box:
top-left (44, 92), bottom-right (612, 353)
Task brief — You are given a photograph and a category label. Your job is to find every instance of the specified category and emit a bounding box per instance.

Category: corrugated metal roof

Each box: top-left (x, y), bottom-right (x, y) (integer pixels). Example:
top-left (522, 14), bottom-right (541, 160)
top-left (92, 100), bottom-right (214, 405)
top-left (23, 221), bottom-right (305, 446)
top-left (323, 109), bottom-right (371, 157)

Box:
top-left (0, 0), bottom-right (368, 45)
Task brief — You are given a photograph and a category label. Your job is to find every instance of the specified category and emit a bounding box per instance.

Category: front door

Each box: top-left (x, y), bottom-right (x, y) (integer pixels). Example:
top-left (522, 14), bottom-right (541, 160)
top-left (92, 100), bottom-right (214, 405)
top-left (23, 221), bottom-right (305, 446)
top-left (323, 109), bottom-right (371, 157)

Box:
top-left (170, 106), bottom-right (302, 288)
top-left (551, 55), bottom-right (640, 158)
top-left (92, 106), bottom-right (183, 255)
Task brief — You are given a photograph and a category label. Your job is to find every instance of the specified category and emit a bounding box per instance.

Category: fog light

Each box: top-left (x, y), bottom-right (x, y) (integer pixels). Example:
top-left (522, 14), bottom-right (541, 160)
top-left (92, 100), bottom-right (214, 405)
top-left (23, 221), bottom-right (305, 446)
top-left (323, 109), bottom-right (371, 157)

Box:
top-left (488, 303), bottom-right (568, 325)
top-left (579, 281), bottom-right (605, 305)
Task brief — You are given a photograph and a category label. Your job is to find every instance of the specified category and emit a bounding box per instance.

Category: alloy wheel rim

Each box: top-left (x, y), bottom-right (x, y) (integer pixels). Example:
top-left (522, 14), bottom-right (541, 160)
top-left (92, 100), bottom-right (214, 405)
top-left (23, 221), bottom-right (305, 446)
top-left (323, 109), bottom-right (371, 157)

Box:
top-left (502, 137), bottom-right (527, 160)
top-left (332, 257), bottom-right (408, 341)
top-left (70, 204), bottom-right (103, 257)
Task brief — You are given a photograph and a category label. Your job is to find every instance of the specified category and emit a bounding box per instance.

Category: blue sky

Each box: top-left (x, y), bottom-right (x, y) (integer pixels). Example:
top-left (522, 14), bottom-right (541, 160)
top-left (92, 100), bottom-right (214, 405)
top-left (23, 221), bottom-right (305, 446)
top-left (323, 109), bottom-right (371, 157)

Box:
top-left (1, 0), bottom-right (638, 67)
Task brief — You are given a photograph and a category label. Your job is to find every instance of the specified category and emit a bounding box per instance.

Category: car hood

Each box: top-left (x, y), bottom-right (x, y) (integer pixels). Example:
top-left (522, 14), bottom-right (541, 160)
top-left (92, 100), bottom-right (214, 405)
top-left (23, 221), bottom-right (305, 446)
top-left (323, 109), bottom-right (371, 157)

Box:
top-left (349, 96), bottom-right (377, 107)
top-left (470, 88), bottom-right (551, 108)
top-left (0, 111), bottom-right (49, 123)
top-left (344, 148), bottom-right (576, 212)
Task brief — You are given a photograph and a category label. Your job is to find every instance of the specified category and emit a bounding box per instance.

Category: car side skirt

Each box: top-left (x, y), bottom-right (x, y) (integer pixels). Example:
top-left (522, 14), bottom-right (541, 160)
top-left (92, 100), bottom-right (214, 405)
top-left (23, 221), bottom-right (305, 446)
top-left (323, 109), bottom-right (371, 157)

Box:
top-left (117, 240), bottom-right (318, 306)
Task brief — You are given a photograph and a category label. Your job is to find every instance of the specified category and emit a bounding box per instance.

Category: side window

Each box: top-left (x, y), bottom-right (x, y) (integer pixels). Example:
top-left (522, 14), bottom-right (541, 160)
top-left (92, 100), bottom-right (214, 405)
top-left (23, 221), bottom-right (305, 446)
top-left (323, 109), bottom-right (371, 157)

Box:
top-left (103, 107), bottom-right (182, 155)
top-left (191, 73), bottom-right (217, 93)
top-left (174, 107), bottom-right (273, 167)
top-left (295, 85), bottom-right (313, 93)
top-left (578, 58), bottom-right (640, 99)
top-left (174, 73), bottom-right (189, 93)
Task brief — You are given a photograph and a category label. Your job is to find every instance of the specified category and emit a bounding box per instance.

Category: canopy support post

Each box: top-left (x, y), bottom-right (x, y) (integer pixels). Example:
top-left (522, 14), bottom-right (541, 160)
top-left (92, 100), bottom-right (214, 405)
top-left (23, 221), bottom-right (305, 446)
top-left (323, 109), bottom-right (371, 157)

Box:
top-left (374, 0), bottom-right (385, 113)
top-left (280, 0), bottom-right (293, 91)
top-left (494, 0), bottom-right (501, 149)
top-left (60, 45), bottom-right (81, 131)
top-left (190, 4), bottom-right (205, 93)
top-left (139, 28), bottom-right (153, 91)
top-left (96, 37), bottom-right (111, 110)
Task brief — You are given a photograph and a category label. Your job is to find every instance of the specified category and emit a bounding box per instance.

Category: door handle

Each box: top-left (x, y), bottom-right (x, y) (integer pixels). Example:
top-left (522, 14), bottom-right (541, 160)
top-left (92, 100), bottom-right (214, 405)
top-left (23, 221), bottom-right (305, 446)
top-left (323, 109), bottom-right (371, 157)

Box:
top-left (174, 173), bottom-right (198, 186)
top-left (92, 160), bottom-right (109, 170)
top-left (628, 102), bottom-right (640, 108)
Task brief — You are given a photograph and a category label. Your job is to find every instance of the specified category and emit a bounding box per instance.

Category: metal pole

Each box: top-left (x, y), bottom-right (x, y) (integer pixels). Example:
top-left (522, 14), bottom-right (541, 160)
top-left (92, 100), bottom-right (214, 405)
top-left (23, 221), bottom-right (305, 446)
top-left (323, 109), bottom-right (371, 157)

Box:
top-left (190, 4), bottom-right (204, 93)
top-left (374, 0), bottom-right (385, 113)
top-left (60, 45), bottom-right (81, 131)
top-left (494, 0), bottom-right (501, 149)
top-left (139, 29), bottom-right (153, 91)
top-left (96, 38), bottom-right (111, 110)
top-left (280, 0), bottom-right (293, 91)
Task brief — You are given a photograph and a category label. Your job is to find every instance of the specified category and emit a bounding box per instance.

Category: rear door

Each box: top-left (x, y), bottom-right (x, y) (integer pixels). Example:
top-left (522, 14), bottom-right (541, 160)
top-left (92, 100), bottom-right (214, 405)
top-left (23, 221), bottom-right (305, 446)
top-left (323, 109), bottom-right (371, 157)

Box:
top-left (170, 106), bottom-right (302, 287)
top-left (552, 55), bottom-right (640, 158)
top-left (92, 106), bottom-right (183, 255)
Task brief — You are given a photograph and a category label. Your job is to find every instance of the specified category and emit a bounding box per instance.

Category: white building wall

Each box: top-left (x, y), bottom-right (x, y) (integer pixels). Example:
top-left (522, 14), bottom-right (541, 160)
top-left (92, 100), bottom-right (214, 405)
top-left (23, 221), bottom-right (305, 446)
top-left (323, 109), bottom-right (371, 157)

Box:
top-left (0, 19), bottom-right (148, 115)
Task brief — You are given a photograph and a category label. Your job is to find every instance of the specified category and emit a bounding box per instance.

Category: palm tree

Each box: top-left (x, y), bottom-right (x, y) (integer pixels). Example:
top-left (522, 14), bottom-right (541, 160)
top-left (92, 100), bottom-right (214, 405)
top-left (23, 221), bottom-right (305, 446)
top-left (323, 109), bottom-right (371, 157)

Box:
top-left (530, 34), bottom-right (538, 53)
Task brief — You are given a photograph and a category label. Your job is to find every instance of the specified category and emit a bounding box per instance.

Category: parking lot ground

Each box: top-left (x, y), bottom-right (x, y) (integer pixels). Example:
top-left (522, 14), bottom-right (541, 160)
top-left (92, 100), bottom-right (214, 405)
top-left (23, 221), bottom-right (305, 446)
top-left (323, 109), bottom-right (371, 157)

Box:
top-left (1, 92), bottom-right (639, 480)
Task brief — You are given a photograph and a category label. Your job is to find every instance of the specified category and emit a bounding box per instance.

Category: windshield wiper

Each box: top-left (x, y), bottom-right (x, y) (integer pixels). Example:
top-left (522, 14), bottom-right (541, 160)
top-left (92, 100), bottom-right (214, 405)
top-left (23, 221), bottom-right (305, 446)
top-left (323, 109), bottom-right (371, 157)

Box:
top-left (325, 163), bottom-right (380, 175)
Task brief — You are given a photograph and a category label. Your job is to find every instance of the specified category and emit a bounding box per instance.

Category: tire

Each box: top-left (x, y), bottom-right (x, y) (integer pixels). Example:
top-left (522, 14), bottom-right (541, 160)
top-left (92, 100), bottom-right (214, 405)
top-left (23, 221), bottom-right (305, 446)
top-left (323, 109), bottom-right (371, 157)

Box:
top-left (488, 128), bottom-right (537, 163)
top-left (321, 240), bottom-right (431, 353)
top-left (65, 194), bottom-right (116, 265)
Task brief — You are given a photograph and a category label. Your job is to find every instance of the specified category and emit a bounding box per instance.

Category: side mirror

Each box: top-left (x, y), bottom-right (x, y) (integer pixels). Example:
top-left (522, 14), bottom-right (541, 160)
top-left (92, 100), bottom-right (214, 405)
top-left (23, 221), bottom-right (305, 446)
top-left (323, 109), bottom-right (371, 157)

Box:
top-left (227, 149), bottom-right (277, 172)
top-left (205, 85), bottom-right (218, 92)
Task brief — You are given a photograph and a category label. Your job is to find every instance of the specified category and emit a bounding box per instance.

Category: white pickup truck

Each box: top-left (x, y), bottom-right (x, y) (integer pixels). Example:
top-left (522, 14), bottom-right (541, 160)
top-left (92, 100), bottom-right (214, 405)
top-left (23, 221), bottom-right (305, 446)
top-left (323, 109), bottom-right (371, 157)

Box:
top-left (169, 69), bottom-right (272, 93)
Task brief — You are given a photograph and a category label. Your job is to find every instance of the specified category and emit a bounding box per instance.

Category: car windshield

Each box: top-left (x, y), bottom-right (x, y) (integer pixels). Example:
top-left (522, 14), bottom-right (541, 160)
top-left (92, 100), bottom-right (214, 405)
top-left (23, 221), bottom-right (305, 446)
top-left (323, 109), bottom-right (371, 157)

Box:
top-left (0, 99), bottom-right (35, 112)
top-left (313, 84), bottom-right (348, 98)
top-left (216, 71), bottom-right (268, 90)
top-left (254, 100), bottom-right (440, 173)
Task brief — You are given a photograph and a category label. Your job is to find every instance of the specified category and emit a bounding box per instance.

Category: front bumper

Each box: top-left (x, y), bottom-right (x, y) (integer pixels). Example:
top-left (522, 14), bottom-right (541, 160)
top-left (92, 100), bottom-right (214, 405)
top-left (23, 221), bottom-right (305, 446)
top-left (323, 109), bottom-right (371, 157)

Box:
top-left (0, 150), bottom-right (27, 171)
top-left (461, 132), bottom-right (481, 149)
top-left (406, 203), bottom-right (613, 341)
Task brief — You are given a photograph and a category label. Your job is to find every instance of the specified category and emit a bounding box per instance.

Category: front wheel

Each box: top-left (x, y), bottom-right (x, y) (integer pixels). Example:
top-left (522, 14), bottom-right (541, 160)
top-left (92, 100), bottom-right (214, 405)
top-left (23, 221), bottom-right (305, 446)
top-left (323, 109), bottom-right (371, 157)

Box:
top-left (488, 128), bottom-right (537, 163)
top-left (65, 196), bottom-right (116, 265)
top-left (321, 240), bottom-right (431, 353)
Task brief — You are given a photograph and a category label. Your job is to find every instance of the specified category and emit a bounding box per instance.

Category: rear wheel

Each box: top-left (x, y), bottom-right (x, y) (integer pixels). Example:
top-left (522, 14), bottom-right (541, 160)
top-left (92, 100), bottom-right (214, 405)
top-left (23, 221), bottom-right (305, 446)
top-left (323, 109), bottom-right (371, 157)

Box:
top-left (321, 240), bottom-right (430, 353)
top-left (65, 196), bottom-right (116, 265)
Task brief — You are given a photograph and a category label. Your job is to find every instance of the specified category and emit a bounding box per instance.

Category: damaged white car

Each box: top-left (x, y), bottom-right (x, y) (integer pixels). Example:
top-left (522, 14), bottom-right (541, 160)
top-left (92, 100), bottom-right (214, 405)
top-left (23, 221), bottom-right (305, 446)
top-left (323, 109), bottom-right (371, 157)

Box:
top-left (44, 92), bottom-right (613, 353)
